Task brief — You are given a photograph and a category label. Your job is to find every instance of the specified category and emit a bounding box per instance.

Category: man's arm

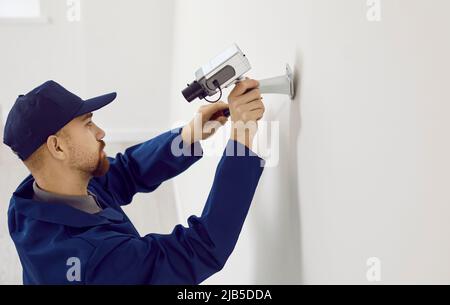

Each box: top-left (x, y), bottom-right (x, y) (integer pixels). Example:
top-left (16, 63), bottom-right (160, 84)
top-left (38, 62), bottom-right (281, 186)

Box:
top-left (84, 140), bottom-right (265, 284)
top-left (95, 126), bottom-right (203, 206)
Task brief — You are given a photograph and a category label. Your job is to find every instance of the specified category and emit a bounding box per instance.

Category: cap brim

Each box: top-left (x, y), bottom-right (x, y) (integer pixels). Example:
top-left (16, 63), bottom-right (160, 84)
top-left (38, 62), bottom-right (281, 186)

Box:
top-left (74, 92), bottom-right (117, 117)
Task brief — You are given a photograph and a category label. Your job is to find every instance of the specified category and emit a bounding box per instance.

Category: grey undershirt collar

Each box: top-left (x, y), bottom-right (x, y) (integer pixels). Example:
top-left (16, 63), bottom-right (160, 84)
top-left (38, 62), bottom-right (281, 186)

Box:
top-left (32, 181), bottom-right (103, 214)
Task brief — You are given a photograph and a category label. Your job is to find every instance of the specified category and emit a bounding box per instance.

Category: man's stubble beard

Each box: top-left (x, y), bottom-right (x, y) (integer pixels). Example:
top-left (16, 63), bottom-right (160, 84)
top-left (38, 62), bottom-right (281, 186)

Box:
top-left (91, 140), bottom-right (110, 177)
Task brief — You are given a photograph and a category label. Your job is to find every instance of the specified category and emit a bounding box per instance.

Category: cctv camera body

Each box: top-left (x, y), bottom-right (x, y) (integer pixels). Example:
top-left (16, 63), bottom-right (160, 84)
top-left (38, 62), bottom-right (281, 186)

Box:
top-left (183, 44), bottom-right (251, 102)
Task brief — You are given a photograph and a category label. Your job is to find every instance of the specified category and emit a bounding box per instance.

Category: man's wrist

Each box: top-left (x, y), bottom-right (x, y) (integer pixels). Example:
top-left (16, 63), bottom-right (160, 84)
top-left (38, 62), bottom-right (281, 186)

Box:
top-left (230, 128), bottom-right (255, 150)
top-left (181, 123), bottom-right (195, 146)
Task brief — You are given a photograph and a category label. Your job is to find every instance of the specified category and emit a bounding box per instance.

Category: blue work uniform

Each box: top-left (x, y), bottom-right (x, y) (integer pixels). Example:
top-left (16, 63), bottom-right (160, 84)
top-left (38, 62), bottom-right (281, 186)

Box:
top-left (7, 127), bottom-right (265, 284)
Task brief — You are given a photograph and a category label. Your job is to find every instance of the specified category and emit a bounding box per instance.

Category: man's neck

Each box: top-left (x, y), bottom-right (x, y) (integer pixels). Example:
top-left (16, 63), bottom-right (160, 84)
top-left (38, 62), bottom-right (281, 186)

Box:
top-left (34, 171), bottom-right (91, 196)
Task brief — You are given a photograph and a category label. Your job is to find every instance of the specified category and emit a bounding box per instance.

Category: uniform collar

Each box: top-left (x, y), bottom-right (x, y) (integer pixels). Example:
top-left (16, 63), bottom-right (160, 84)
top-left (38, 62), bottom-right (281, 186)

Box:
top-left (11, 175), bottom-right (124, 228)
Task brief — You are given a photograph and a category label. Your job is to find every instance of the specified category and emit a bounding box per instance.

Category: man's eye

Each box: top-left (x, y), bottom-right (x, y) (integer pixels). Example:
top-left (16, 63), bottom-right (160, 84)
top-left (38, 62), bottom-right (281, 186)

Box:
top-left (86, 121), bottom-right (93, 126)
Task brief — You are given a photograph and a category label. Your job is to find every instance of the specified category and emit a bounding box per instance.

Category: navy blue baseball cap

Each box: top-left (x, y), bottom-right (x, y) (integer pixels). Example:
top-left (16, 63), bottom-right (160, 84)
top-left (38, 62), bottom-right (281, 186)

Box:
top-left (3, 80), bottom-right (117, 161)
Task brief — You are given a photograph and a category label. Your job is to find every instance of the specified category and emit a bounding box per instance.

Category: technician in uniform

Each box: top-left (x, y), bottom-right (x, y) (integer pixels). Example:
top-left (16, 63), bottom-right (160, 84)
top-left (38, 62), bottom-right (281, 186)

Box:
top-left (3, 78), bottom-right (265, 284)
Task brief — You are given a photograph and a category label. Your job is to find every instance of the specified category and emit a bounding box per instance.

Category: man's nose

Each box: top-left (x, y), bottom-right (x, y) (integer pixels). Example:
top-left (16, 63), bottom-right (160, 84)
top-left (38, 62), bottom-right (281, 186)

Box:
top-left (96, 126), bottom-right (106, 140)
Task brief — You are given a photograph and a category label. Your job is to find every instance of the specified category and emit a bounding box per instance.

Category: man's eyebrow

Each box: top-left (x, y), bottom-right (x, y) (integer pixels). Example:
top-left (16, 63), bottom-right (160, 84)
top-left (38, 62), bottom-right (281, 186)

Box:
top-left (81, 113), bottom-right (93, 121)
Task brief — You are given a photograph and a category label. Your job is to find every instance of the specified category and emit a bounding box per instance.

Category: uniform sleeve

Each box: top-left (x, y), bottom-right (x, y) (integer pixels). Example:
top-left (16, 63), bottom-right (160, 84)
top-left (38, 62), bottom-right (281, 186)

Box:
top-left (96, 127), bottom-right (203, 206)
top-left (84, 140), bottom-right (265, 285)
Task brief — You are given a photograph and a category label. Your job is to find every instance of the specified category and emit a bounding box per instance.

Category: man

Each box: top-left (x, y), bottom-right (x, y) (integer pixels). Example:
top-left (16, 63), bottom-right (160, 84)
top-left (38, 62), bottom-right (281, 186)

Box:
top-left (3, 78), bottom-right (265, 284)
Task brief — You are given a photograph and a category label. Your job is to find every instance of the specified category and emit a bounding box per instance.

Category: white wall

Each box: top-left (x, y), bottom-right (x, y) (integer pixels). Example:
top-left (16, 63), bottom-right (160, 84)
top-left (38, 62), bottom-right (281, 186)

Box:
top-left (169, 0), bottom-right (450, 284)
top-left (80, 0), bottom-right (176, 133)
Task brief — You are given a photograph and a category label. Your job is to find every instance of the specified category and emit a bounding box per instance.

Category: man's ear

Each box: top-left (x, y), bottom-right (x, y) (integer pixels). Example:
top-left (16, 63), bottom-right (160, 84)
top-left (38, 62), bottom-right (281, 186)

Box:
top-left (46, 135), bottom-right (67, 161)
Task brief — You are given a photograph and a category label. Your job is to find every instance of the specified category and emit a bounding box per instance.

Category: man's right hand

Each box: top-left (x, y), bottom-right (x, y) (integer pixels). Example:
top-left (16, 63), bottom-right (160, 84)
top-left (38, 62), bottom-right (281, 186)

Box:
top-left (228, 77), bottom-right (265, 150)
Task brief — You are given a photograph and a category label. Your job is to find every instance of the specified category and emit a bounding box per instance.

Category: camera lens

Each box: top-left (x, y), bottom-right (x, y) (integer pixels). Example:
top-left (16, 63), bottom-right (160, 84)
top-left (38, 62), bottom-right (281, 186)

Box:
top-left (182, 81), bottom-right (204, 103)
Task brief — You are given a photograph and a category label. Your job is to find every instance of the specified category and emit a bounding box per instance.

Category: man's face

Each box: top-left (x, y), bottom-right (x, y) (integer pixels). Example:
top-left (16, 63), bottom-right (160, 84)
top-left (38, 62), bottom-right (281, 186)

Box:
top-left (61, 112), bottom-right (110, 177)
